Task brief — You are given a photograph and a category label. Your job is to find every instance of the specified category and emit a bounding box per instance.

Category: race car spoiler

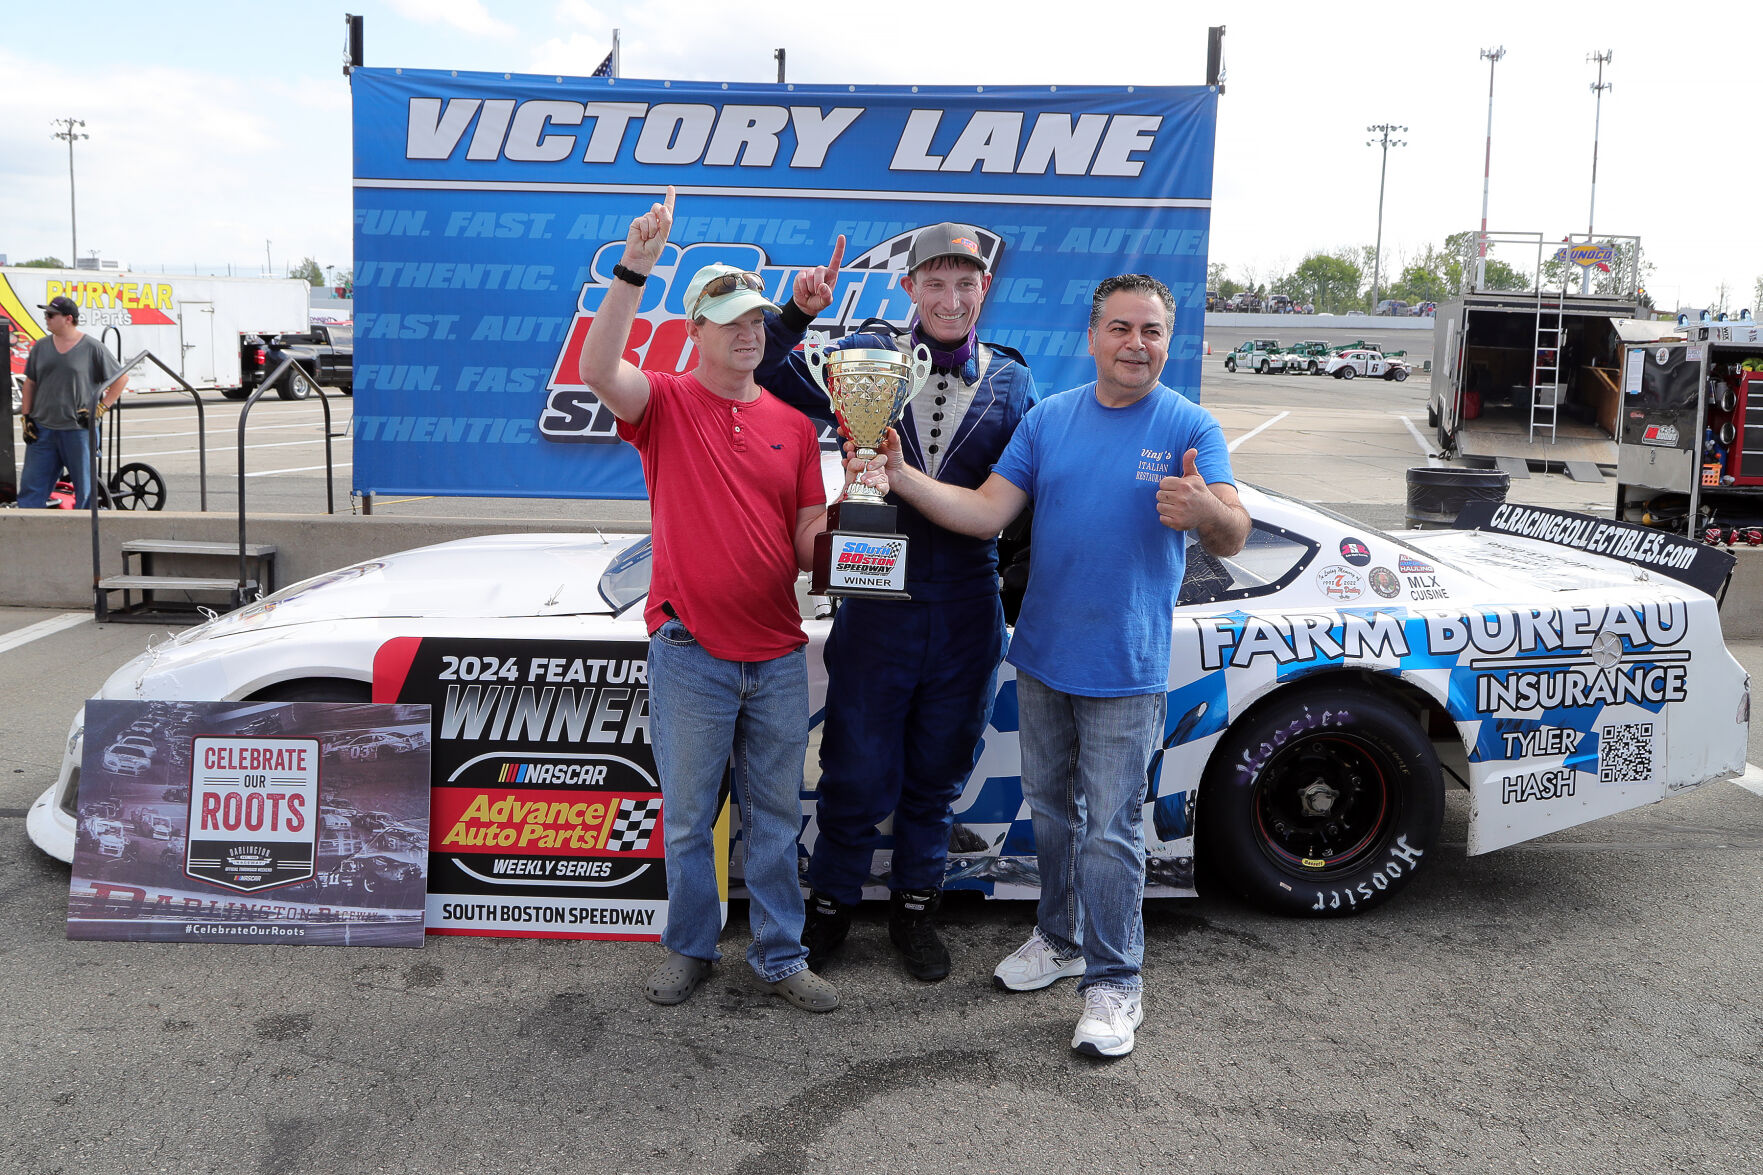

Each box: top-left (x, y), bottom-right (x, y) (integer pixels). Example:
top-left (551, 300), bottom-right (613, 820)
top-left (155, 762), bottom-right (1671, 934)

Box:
top-left (1456, 501), bottom-right (1736, 600)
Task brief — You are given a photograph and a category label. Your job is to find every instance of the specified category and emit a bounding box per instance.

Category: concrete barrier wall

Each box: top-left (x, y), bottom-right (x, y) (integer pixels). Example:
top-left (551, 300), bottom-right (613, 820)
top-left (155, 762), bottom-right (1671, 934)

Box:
top-left (1204, 312), bottom-right (1434, 331)
top-left (0, 509), bottom-right (646, 611)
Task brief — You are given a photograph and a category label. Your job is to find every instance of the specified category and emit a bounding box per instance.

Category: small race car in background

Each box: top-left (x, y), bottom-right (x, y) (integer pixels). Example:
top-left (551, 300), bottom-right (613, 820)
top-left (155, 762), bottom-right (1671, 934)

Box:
top-left (1326, 348), bottom-right (1412, 381)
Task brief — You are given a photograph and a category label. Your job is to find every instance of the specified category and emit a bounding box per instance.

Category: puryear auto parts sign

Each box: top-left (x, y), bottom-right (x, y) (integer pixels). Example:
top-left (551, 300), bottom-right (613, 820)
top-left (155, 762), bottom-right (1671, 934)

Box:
top-left (349, 68), bottom-right (1217, 498)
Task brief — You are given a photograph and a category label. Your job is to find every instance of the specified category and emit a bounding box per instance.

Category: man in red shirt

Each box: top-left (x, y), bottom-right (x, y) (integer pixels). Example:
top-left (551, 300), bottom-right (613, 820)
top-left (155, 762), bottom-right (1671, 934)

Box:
top-left (578, 187), bottom-right (845, 1012)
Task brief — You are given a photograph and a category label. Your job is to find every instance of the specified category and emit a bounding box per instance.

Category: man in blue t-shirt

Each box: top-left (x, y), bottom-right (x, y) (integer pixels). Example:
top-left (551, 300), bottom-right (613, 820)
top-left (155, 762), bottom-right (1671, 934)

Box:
top-left (870, 274), bottom-right (1250, 1058)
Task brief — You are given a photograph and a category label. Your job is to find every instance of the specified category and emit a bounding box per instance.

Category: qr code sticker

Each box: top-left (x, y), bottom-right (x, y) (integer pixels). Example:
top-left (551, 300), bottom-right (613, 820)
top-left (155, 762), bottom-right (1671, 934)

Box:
top-left (1598, 722), bottom-right (1655, 785)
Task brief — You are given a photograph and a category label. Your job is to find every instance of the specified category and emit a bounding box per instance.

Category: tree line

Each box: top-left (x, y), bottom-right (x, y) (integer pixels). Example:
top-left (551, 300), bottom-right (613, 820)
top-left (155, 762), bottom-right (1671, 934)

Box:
top-left (1210, 233), bottom-right (1663, 314)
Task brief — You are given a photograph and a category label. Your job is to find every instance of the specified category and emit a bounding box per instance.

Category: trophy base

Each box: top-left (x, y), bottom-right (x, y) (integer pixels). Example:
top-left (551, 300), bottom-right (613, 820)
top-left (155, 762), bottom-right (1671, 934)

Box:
top-left (828, 498), bottom-right (896, 533)
top-left (811, 529), bottom-right (911, 600)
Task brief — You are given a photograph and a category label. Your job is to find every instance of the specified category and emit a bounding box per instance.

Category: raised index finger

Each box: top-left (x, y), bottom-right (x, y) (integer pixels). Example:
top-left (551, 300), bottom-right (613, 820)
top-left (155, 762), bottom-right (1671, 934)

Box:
top-left (826, 234), bottom-right (846, 280)
top-left (662, 185), bottom-right (676, 216)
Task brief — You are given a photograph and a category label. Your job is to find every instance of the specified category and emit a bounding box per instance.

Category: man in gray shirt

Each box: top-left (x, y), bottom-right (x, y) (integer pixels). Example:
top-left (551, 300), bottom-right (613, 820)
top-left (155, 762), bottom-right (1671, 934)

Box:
top-left (18, 295), bottom-right (127, 508)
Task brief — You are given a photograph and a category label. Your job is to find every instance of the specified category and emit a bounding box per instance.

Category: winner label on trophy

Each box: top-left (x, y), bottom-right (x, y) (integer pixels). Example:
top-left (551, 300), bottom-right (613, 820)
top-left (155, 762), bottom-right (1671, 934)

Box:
top-left (804, 332), bottom-right (933, 599)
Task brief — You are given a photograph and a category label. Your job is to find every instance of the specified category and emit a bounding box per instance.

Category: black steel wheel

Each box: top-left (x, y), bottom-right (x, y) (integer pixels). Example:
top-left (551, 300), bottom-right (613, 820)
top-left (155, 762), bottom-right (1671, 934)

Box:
top-left (109, 463), bottom-right (167, 511)
top-left (1198, 686), bottom-right (1443, 917)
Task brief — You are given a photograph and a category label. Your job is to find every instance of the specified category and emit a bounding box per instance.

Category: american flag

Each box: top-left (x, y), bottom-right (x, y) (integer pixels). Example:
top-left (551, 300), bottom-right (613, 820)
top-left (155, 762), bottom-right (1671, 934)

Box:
top-left (591, 50), bottom-right (614, 78)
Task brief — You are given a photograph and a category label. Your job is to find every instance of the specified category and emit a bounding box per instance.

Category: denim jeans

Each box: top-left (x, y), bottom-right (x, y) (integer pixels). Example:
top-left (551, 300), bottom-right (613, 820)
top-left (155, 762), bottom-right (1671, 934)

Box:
top-left (18, 426), bottom-right (96, 508)
top-left (647, 618), bottom-right (810, 983)
top-left (1016, 673), bottom-right (1165, 992)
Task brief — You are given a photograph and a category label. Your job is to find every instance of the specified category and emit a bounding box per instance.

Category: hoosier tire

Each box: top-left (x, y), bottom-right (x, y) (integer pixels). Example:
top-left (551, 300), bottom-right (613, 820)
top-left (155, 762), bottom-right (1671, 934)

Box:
top-left (1198, 686), bottom-right (1443, 917)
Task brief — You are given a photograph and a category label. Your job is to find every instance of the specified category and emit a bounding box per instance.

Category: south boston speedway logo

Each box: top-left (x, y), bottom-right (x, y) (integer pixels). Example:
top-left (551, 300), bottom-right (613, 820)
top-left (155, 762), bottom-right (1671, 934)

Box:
top-left (539, 226), bottom-right (1006, 445)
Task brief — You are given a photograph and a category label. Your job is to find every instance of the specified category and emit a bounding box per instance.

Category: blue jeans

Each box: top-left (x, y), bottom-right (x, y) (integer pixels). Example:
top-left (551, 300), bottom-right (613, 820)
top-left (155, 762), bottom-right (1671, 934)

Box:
top-left (1016, 673), bottom-right (1165, 992)
top-left (647, 618), bottom-right (810, 983)
top-left (18, 426), bottom-right (97, 508)
top-left (806, 593), bottom-right (1003, 904)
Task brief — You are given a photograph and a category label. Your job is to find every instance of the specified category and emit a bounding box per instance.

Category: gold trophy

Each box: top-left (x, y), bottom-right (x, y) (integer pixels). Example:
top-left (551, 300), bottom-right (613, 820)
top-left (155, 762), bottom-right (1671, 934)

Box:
top-left (804, 332), bottom-right (933, 598)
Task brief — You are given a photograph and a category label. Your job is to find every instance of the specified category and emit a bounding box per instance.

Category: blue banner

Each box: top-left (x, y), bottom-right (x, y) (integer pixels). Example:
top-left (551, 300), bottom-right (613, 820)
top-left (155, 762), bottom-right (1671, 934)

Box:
top-left (351, 68), bottom-right (1217, 498)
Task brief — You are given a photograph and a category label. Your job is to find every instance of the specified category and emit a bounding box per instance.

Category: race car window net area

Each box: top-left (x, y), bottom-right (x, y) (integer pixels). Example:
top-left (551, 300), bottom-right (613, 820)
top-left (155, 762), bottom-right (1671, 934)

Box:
top-left (598, 537), bottom-right (654, 615)
top-left (1179, 524), bottom-right (1316, 606)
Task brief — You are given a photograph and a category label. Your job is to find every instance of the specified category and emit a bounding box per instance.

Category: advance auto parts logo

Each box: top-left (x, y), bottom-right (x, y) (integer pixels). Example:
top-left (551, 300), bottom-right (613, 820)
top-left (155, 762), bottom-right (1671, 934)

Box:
top-left (537, 227), bottom-right (1004, 444)
top-left (185, 737), bottom-right (319, 893)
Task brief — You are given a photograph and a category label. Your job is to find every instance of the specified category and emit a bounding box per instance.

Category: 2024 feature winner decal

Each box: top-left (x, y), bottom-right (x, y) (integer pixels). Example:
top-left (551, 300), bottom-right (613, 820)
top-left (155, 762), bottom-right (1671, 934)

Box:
top-left (374, 637), bottom-right (679, 940)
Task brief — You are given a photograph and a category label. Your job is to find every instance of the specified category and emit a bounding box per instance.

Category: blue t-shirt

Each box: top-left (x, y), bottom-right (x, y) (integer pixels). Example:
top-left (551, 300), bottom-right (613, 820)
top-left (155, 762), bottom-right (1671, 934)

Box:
top-left (991, 382), bottom-right (1235, 697)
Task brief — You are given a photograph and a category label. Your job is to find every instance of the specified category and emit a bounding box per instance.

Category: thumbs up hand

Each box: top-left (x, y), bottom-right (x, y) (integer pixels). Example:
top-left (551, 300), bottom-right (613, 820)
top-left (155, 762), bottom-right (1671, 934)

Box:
top-left (1155, 448), bottom-right (1215, 532)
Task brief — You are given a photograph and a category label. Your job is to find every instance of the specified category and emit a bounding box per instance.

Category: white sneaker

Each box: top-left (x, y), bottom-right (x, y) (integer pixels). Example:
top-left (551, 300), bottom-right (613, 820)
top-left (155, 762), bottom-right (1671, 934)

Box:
top-left (993, 929), bottom-right (1086, 992)
top-left (1071, 986), bottom-right (1143, 1057)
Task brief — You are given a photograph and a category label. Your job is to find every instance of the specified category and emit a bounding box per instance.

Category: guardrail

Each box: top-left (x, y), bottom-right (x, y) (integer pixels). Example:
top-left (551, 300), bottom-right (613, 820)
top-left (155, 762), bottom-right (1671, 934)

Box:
top-left (235, 355), bottom-right (341, 596)
top-left (85, 350), bottom-right (211, 613)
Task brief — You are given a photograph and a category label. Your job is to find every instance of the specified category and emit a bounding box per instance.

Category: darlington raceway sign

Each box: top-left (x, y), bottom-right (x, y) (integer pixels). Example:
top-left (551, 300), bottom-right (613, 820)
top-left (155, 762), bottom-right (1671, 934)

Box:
top-left (350, 69), bottom-right (1217, 498)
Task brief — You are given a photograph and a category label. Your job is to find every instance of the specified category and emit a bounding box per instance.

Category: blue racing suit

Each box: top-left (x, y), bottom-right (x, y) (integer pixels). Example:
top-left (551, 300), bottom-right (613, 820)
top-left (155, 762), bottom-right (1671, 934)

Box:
top-left (757, 303), bottom-right (1037, 903)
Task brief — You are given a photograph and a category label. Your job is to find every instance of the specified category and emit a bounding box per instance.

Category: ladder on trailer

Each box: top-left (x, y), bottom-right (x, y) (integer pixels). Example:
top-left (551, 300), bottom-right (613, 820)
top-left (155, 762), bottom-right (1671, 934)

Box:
top-left (1530, 287), bottom-right (1565, 442)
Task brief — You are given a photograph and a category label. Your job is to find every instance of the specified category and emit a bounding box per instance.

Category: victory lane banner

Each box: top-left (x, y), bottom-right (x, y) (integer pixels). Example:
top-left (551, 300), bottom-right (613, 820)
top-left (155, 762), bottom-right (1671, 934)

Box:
top-left (372, 636), bottom-right (728, 940)
top-left (350, 69), bottom-right (1217, 498)
top-left (67, 700), bottom-right (432, 947)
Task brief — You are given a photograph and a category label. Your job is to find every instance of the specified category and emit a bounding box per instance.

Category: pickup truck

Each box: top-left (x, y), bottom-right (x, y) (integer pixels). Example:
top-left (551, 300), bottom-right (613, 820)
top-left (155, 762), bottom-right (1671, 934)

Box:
top-left (1223, 339), bottom-right (1286, 373)
top-left (238, 323), bottom-right (353, 400)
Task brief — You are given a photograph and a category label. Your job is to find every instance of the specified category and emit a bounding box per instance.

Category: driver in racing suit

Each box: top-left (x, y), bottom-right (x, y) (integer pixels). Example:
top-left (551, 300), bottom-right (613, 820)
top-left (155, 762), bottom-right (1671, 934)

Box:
top-left (755, 224), bottom-right (1036, 982)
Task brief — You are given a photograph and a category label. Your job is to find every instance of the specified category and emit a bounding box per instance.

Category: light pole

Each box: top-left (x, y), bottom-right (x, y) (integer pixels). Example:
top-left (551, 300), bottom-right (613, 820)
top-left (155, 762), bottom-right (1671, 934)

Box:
top-left (1476, 47), bottom-right (1504, 290)
top-left (51, 118), bottom-right (88, 268)
top-left (1366, 123), bottom-right (1407, 313)
top-left (265, 240), bottom-right (273, 277)
top-left (1584, 50), bottom-right (1613, 294)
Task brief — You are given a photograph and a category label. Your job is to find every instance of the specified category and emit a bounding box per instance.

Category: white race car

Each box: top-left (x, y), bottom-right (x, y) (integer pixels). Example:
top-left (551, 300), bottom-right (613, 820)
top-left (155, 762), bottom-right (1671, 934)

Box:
top-left (27, 491), bottom-right (1749, 918)
top-left (1326, 348), bottom-right (1411, 381)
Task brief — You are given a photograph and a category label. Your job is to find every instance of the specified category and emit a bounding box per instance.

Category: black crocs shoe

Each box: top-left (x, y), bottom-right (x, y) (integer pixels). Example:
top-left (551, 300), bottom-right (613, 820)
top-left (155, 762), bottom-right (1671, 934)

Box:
top-left (802, 891), bottom-right (854, 972)
top-left (888, 888), bottom-right (951, 982)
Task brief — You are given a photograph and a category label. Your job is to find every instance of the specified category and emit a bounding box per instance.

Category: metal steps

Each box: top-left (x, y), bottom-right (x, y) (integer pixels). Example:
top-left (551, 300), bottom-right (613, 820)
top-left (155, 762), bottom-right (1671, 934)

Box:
top-left (97, 539), bottom-right (278, 624)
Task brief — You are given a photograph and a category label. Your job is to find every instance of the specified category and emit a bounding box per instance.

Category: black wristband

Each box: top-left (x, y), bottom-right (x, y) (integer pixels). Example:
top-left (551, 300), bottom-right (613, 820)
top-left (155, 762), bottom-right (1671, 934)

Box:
top-left (779, 299), bottom-right (814, 333)
top-left (611, 263), bottom-right (648, 288)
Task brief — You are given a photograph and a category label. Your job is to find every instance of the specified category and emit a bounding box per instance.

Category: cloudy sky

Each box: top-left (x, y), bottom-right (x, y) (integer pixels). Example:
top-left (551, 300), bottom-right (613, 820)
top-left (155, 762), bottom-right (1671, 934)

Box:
top-left (3, 0), bottom-right (1759, 310)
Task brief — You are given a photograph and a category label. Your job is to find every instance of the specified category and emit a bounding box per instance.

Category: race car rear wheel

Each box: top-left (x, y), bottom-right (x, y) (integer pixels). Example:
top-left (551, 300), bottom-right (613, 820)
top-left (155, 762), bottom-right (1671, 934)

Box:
top-left (1339, 366), bottom-right (1357, 380)
top-left (1394, 368), bottom-right (1410, 382)
top-left (1198, 685), bottom-right (1443, 917)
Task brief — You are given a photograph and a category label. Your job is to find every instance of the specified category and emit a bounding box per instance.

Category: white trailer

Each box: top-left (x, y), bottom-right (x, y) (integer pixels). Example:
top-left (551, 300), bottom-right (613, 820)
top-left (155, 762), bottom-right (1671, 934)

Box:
top-left (1427, 231), bottom-right (1644, 482)
top-left (0, 268), bottom-right (310, 396)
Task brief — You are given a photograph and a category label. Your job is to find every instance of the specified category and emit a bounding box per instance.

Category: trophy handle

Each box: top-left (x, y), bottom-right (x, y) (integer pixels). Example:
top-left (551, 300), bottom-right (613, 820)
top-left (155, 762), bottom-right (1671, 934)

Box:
top-left (905, 343), bottom-right (934, 406)
top-left (804, 331), bottom-right (831, 403)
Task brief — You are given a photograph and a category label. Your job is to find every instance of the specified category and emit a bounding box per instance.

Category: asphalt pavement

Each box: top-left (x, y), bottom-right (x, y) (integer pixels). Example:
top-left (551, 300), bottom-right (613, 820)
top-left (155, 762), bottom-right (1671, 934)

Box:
top-left (5, 329), bottom-right (1763, 1173)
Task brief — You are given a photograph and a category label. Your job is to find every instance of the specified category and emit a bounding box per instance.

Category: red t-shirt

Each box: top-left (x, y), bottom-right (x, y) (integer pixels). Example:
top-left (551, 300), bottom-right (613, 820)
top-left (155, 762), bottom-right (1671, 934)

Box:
top-left (618, 370), bottom-right (824, 661)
